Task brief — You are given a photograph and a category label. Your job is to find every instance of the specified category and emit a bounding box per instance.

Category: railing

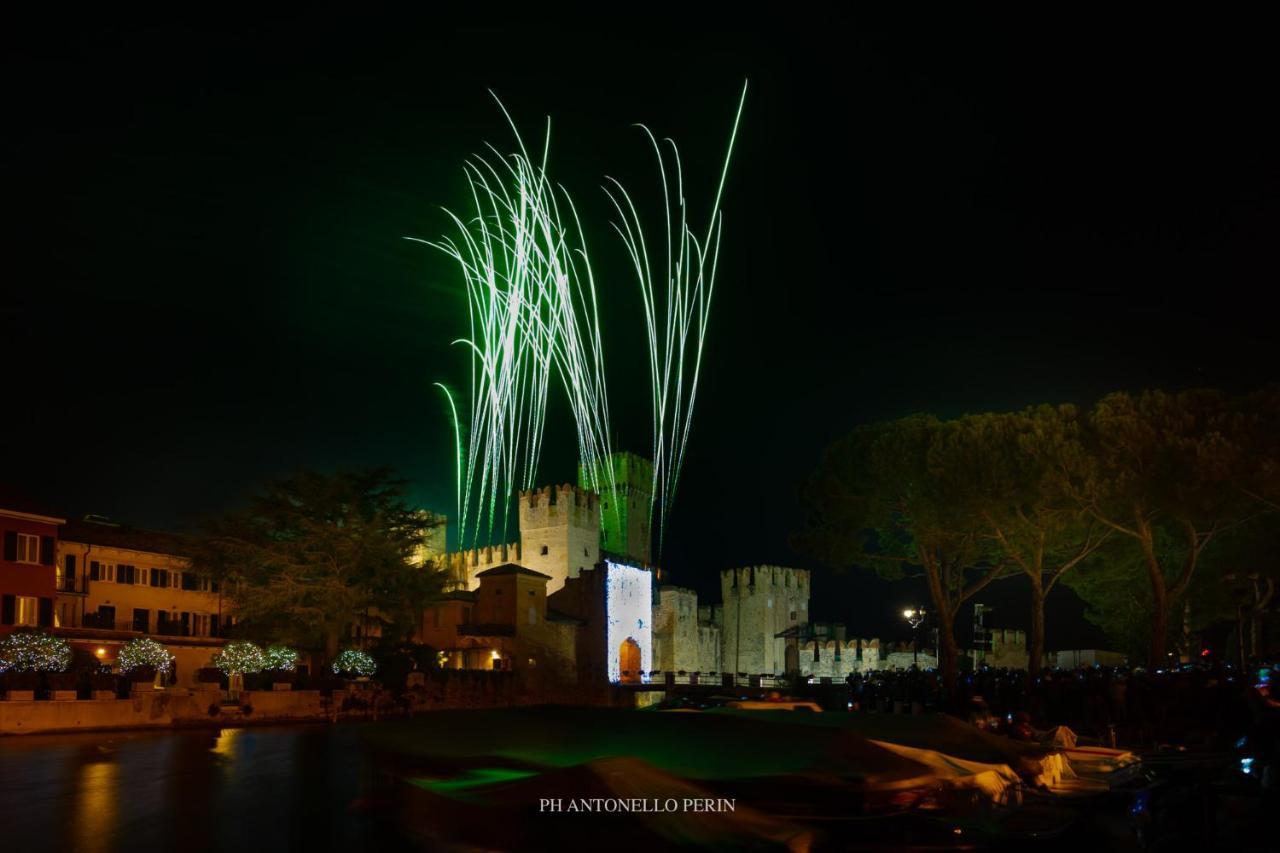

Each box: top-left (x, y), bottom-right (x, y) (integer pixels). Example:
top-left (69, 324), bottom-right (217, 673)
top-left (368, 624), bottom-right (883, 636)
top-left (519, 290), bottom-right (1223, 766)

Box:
top-left (80, 612), bottom-right (117, 630)
top-left (624, 671), bottom-right (792, 689)
top-left (56, 576), bottom-right (89, 594)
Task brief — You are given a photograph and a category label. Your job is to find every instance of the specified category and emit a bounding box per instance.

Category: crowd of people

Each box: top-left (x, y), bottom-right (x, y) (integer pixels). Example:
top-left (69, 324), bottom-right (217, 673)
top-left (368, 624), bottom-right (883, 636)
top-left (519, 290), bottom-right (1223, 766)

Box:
top-left (843, 661), bottom-right (1280, 750)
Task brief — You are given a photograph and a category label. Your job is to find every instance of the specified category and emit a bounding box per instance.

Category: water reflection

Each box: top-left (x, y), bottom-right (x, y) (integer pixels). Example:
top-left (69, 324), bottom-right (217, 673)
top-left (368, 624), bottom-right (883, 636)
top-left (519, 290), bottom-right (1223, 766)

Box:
top-left (0, 724), bottom-right (412, 852)
top-left (70, 754), bottom-right (117, 853)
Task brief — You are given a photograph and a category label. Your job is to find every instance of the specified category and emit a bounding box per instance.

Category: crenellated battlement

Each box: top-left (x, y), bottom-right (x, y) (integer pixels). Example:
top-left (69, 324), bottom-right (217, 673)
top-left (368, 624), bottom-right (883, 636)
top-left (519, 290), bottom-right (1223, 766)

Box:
top-left (721, 565), bottom-right (811, 592)
top-left (441, 541), bottom-right (521, 590)
top-left (519, 483), bottom-right (600, 530)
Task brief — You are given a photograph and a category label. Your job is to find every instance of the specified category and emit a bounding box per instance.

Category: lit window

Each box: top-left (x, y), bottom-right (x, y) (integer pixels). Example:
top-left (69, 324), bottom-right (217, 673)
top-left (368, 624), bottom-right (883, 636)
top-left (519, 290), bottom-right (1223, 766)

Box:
top-left (15, 534), bottom-right (40, 564)
top-left (15, 596), bottom-right (38, 626)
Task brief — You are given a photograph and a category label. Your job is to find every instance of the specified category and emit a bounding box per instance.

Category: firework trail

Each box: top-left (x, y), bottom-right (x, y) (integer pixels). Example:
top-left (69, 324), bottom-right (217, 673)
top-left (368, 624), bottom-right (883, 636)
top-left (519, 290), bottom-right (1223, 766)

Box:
top-left (604, 81), bottom-right (748, 556)
top-left (411, 96), bottom-right (617, 549)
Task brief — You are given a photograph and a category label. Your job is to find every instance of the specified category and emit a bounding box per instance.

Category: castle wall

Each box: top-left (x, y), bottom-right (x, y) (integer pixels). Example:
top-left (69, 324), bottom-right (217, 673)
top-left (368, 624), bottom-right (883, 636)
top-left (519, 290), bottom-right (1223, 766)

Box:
top-left (799, 638), bottom-right (880, 679)
top-left (720, 566), bottom-right (809, 676)
top-left (697, 623), bottom-right (721, 674)
top-left (653, 586), bottom-right (699, 673)
top-left (442, 542), bottom-right (520, 591)
top-left (984, 628), bottom-right (1029, 669)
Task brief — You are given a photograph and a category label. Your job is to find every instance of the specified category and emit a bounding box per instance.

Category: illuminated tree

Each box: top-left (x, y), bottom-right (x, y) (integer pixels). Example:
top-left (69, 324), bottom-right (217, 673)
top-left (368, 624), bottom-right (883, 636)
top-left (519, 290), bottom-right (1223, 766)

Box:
top-left (796, 415), bottom-right (1012, 695)
top-left (263, 645), bottom-right (299, 672)
top-left (194, 469), bottom-right (447, 658)
top-left (211, 640), bottom-right (265, 676)
top-left (0, 630), bottom-right (72, 674)
top-left (117, 638), bottom-right (174, 674)
top-left (331, 649), bottom-right (376, 678)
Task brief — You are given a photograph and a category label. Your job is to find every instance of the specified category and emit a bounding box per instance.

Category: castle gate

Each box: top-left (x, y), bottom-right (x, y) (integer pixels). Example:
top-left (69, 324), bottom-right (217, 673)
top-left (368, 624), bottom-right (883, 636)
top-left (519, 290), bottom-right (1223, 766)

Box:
top-left (619, 637), bottom-right (642, 683)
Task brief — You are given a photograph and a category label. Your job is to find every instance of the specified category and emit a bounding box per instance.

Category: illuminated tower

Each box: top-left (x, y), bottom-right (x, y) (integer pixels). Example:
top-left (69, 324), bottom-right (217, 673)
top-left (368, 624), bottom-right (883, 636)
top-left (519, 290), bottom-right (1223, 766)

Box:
top-left (579, 452), bottom-right (653, 564)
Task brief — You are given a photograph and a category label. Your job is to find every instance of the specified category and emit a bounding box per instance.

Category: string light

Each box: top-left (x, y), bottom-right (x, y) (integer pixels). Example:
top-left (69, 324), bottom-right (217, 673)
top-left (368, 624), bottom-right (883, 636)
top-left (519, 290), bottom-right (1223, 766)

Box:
top-left (211, 640), bottom-right (266, 676)
top-left (117, 638), bottom-right (174, 674)
top-left (331, 649), bottom-right (376, 678)
top-left (263, 646), bottom-right (299, 672)
top-left (0, 631), bottom-right (72, 674)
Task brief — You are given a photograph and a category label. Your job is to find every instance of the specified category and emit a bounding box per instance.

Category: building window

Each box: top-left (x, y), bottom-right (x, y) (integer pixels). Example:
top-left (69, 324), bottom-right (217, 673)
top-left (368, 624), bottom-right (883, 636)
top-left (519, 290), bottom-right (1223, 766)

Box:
top-left (15, 596), bottom-right (39, 626)
top-left (583, 548), bottom-right (589, 557)
top-left (790, 611), bottom-right (797, 621)
top-left (15, 534), bottom-right (39, 564)
top-left (540, 545), bottom-right (548, 555)
top-left (528, 606), bottom-right (537, 625)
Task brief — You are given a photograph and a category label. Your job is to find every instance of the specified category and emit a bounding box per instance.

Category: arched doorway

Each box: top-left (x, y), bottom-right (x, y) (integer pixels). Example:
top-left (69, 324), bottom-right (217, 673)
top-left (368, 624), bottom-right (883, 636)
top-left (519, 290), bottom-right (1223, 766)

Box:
top-left (619, 637), bottom-right (642, 683)
top-left (785, 642), bottom-right (799, 676)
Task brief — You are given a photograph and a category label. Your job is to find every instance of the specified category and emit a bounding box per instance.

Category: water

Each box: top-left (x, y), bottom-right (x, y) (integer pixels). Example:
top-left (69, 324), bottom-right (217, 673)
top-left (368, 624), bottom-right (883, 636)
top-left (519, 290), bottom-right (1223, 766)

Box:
top-left (0, 724), bottom-right (414, 852)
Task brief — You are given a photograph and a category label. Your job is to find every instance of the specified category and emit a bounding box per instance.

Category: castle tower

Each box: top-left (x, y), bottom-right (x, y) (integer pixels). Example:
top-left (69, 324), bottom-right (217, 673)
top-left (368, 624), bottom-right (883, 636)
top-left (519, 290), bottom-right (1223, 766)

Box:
top-left (578, 452), bottom-right (652, 564)
top-left (719, 566), bottom-right (810, 676)
top-left (518, 484), bottom-right (600, 593)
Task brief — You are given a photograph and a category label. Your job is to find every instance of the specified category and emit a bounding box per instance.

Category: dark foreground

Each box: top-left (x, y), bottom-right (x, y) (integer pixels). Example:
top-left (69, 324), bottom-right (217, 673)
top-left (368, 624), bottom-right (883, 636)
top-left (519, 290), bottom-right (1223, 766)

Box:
top-left (0, 708), bottom-right (1272, 852)
top-left (0, 724), bottom-right (415, 852)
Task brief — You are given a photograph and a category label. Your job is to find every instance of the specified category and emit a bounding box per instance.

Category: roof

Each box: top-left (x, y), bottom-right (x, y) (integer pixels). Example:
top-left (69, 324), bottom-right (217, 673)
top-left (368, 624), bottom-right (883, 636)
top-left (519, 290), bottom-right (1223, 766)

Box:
top-left (475, 563), bottom-right (552, 581)
top-left (440, 590), bottom-right (477, 603)
top-left (546, 608), bottom-right (585, 625)
top-left (0, 488), bottom-right (67, 524)
top-left (58, 517), bottom-right (193, 558)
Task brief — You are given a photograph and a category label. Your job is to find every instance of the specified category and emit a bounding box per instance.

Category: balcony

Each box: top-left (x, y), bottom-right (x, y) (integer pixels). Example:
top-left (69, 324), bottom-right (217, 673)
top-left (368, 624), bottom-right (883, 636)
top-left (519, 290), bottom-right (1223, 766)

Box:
top-left (56, 576), bottom-right (89, 594)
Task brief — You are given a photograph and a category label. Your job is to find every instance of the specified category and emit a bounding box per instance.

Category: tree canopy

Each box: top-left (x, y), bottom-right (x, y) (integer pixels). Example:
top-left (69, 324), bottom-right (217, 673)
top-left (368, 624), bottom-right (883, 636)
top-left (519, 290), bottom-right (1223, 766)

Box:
top-left (194, 468), bottom-right (446, 657)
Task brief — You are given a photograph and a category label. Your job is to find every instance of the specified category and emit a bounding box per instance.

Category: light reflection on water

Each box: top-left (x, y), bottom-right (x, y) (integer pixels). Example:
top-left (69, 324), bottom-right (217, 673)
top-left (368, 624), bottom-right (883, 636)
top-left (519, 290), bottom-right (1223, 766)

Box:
top-left (72, 757), bottom-right (117, 853)
top-left (0, 724), bottom-right (413, 852)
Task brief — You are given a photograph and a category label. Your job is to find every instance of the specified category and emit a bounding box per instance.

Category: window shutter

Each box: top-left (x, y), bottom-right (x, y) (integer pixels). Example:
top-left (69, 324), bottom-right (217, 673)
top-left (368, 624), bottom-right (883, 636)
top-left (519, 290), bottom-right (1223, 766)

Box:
top-left (90, 561), bottom-right (101, 581)
top-left (1, 595), bottom-right (14, 625)
top-left (3, 531), bottom-right (16, 562)
top-left (38, 597), bottom-right (53, 627)
top-left (40, 536), bottom-right (54, 565)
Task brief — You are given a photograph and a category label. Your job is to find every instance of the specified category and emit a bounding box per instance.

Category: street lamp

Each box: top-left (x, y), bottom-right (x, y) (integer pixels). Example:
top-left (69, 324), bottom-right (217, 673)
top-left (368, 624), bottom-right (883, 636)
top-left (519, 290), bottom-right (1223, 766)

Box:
top-left (903, 608), bottom-right (926, 667)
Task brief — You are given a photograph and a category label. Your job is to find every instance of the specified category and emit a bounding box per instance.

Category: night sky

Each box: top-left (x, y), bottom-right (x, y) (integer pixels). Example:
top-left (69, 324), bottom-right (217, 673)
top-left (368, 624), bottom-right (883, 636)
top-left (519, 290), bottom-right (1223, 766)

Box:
top-left (5, 14), bottom-right (1276, 646)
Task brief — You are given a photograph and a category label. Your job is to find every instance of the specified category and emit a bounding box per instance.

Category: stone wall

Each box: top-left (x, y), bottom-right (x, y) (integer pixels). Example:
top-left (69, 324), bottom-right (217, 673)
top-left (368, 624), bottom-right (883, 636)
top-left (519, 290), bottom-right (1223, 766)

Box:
top-left (799, 638), bottom-right (880, 679)
top-left (653, 586), bottom-right (699, 673)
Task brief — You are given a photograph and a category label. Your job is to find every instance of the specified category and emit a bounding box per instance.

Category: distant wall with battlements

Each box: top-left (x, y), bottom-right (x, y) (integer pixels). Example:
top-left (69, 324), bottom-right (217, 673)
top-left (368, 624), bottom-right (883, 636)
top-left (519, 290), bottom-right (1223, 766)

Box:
top-left (799, 639), bottom-right (881, 679)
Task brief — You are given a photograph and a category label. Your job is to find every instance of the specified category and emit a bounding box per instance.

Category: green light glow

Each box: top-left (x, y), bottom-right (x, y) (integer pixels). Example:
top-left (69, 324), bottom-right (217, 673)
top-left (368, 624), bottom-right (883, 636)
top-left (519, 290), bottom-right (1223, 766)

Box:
top-left (418, 85), bottom-right (745, 556)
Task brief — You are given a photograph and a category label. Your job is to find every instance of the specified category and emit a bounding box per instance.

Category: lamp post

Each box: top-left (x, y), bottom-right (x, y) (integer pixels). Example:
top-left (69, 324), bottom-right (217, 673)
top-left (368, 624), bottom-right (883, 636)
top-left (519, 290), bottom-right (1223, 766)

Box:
top-left (903, 608), bottom-right (926, 667)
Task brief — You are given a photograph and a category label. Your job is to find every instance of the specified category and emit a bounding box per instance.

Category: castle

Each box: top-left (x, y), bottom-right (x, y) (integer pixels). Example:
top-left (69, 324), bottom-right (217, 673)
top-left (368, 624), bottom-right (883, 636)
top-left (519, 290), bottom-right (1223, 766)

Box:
top-left (426, 452), bottom-right (891, 684)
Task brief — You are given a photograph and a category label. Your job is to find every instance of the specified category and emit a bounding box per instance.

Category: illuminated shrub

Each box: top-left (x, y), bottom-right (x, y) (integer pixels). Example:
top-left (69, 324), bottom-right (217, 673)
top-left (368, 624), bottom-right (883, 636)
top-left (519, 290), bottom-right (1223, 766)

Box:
top-left (331, 649), bottom-right (376, 678)
top-left (117, 638), bottom-right (174, 675)
top-left (211, 640), bottom-right (266, 676)
top-left (0, 631), bottom-right (72, 674)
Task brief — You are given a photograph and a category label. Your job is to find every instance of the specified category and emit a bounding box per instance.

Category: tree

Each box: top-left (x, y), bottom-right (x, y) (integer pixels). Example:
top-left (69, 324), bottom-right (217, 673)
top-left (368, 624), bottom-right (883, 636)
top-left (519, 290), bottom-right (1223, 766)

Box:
top-left (945, 407), bottom-right (1110, 673)
top-left (194, 469), bottom-right (447, 658)
top-left (795, 415), bottom-right (1011, 696)
top-left (1064, 390), bottom-right (1272, 668)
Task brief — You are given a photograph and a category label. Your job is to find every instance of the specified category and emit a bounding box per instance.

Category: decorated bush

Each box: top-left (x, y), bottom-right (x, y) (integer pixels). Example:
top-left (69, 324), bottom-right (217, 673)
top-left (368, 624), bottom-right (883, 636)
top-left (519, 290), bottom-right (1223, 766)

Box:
top-left (263, 645), bottom-right (299, 672)
top-left (331, 649), bottom-right (376, 678)
top-left (211, 640), bottom-right (266, 676)
top-left (0, 630), bottom-right (72, 674)
top-left (117, 638), bottom-right (174, 676)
